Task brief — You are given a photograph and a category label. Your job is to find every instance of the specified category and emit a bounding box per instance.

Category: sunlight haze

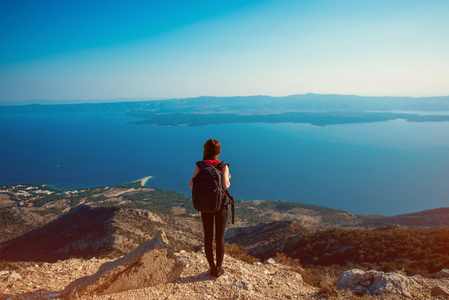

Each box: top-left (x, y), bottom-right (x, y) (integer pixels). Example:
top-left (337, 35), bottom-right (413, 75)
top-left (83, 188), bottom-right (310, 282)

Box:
top-left (1, 0), bottom-right (448, 103)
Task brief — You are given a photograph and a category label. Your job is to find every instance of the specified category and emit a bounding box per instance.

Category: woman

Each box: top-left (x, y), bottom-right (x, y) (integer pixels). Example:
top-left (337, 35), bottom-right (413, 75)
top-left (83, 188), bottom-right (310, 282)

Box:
top-left (189, 139), bottom-right (231, 278)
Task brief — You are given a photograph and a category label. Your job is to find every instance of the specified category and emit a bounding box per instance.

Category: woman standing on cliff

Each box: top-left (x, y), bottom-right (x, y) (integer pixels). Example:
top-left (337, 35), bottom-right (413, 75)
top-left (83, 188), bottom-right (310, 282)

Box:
top-left (189, 139), bottom-right (231, 278)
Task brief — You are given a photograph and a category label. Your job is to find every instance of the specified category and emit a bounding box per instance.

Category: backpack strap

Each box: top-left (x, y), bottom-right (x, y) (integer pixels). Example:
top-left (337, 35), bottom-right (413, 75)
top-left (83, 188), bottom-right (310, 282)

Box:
top-left (216, 161), bottom-right (229, 171)
top-left (226, 190), bottom-right (235, 224)
top-left (196, 161), bottom-right (229, 172)
top-left (196, 161), bottom-right (207, 169)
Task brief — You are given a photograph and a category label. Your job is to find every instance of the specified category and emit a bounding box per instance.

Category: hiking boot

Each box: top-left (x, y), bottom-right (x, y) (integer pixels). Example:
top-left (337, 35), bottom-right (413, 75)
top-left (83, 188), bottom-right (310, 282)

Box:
top-left (215, 267), bottom-right (225, 278)
top-left (210, 267), bottom-right (218, 277)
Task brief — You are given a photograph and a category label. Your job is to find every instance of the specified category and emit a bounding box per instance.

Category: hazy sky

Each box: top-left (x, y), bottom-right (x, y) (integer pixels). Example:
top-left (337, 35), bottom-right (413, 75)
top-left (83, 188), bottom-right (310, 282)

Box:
top-left (1, 0), bottom-right (448, 103)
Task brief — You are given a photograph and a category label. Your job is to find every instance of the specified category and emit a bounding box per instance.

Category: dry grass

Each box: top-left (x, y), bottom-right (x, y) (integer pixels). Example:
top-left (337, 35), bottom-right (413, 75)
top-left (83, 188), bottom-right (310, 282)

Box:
top-left (225, 243), bottom-right (260, 264)
top-left (270, 252), bottom-right (349, 298)
top-left (315, 267), bottom-right (340, 297)
top-left (270, 253), bottom-right (320, 287)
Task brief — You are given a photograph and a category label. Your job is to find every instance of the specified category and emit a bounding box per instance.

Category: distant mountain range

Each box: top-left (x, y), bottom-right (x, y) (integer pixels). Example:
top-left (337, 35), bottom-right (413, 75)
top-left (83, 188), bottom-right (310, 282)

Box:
top-left (0, 97), bottom-right (168, 106)
top-left (362, 207), bottom-right (449, 228)
top-left (2, 94), bottom-right (449, 113)
top-left (2, 94), bottom-right (448, 126)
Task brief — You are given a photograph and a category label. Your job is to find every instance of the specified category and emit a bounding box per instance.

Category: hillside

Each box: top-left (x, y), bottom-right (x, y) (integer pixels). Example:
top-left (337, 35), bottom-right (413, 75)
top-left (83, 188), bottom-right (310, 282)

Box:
top-left (363, 207), bottom-right (449, 229)
top-left (2, 183), bottom-right (449, 298)
top-left (2, 183), bottom-right (449, 263)
top-left (0, 208), bottom-right (60, 243)
top-left (226, 224), bottom-right (449, 277)
top-left (2, 183), bottom-right (449, 280)
top-left (0, 183), bottom-right (371, 262)
top-left (0, 183), bottom-right (377, 245)
top-left (0, 205), bottom-right (202, 262)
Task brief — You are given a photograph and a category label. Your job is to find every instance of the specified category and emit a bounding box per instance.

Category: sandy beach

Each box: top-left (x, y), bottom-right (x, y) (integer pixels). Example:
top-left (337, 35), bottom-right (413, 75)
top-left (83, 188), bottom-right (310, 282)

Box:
top-left (139, 176), bottom-right (152, 187)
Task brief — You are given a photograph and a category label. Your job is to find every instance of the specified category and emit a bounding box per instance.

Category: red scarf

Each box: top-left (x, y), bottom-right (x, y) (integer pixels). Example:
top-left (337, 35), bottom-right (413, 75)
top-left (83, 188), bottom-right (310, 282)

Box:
top-left (203, 160), bottom-right (225, 171)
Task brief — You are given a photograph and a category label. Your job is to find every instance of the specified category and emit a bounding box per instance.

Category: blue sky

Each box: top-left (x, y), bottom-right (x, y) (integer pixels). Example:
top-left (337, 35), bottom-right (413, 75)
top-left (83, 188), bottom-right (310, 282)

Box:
top-left (1, 0), bottom-right (448, 103)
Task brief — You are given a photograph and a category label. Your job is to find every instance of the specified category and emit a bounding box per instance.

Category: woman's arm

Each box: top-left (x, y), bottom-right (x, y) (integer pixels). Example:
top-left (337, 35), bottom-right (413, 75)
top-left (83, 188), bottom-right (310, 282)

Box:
top-left (189, 166), bottom-right (200, 189)
top-left (222, 165), bottom-right (231, 190)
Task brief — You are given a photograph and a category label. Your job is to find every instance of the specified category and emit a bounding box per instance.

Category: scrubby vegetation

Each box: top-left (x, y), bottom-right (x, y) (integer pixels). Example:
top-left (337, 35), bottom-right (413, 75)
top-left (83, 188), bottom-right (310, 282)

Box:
top-left (269, 252), bottom-right (344, 294)
top-left (234, 199), bottom-right (369, 226)
top-left (281, 227), bottom-right (449, 277)
top-left (33, 187), bottom-right (103, 207)
top-left (120, 188), bottom-right (196, 215)
top-left (116, 181), bottom-right (144, 189)
top-left (225, 243), bottom-right (260, 264)
top-left (0, 209), bottom-right (20, 227)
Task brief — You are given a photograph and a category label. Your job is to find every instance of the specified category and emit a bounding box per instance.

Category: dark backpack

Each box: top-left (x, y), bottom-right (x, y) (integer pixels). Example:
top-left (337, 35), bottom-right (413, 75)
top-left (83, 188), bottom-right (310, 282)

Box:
top-left (192, 161), bottom-right (235, 224)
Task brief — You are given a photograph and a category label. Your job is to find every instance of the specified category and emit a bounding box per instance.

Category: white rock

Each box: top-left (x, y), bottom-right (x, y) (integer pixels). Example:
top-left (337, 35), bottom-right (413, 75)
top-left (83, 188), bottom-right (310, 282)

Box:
top-left (244, 282), bottom-right (253, 291)
top-left (0, 270), bottom-right (10, 278)
top-left (8, 271), bottom-right (22, 281)
top-left (62, 231), bottom-right (183, 298)
top-left (48, 293), bottom-right (61, 298)
top-left (336, 269), bottom-right (365, 288)
top-left (336, 269), bottom-right (418, 298)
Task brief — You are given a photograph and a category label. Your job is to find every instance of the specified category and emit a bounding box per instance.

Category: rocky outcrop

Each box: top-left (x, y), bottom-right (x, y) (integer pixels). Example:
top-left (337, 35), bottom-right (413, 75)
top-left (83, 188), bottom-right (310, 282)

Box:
top-left (0, 270), bottom-right (22, 283)
top-left (62, 231), bottom-right (183, 298)
top-left (133, 208), bottom-right (165, 223)
top-left (0, 249), bottom-right (315, 299)
top-left (335, 269), bottom-right (424, 298)
top-left (4, 251), bottom-right (449, 299)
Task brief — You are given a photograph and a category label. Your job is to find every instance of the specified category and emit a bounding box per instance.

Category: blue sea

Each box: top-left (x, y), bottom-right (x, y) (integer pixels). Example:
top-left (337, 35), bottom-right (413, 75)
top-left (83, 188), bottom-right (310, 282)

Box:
top-left (1, 111), bottom-right (448, 216)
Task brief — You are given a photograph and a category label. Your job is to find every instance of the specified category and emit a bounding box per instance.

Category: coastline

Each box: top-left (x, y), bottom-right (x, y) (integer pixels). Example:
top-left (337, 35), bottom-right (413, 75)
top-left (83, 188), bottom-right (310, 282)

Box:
top-left (137, 176), bottom-right (152, 187)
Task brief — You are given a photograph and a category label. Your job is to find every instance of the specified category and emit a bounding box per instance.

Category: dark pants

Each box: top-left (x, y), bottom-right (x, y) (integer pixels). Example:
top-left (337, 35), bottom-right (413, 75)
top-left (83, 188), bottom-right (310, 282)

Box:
top-left (201, 206), bottom-right (228, 269)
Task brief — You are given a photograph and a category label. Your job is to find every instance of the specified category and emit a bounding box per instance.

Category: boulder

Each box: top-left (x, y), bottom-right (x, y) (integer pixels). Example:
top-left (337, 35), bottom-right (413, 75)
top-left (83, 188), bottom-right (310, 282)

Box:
top-left (0, 270), bottom-right (9, 279)
top-left (335, 269), bottom-right (419, 298)
top-left (8, 271), bottom-right (22, 282)
top-left (335, 269), bottom-right (365, 288)
top-left (63, 231), bottom-right (183, 298)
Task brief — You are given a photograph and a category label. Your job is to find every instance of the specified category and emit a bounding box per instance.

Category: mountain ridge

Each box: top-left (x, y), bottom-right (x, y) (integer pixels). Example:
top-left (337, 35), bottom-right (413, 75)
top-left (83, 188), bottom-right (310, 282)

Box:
top-left (2, 93), bottom-right (449, 112)
top-left (3, 94), bottom-right (448, 128)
